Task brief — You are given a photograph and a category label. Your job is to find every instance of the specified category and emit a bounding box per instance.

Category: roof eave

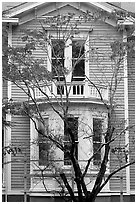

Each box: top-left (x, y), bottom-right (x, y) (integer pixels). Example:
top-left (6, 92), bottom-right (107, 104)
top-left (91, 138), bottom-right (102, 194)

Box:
top-left (3, 2), bottom-right (46, 18)
top-left (2, 17), bottom-right (19, 24)
top-left (117, 18), bottom-right (135, 26)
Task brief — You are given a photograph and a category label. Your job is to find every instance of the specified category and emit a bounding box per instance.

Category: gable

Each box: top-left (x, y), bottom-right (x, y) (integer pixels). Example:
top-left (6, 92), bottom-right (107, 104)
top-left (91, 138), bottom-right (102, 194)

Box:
top-left (42, 4), bottom-right (86, 17)
top-left (3, 2), bottom-right (134, 28)
top-left (6, 2), bottom-right (118, 27)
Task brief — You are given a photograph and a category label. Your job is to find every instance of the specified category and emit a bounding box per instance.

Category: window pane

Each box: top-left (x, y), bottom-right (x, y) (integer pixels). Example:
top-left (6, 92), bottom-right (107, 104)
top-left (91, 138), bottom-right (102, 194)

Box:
top-left (52, 59), bottom-right (64, 76)
top-left (72, 59), bottom-right (85, 77)
top-left (64, 117), bottom-right (78, 165)
top-left (72, 40), bottom-right (85, 79)
top-left (39, 142), bottom-right (49, 166)
top-left (93, 118), bottom-right (102, 165)
top-left (57, 85), bottom-right (64, 95)
top-left (93, 118), bottom-right (102, 142)
top-left (38, 118), bottom-right (50, 166)
top-left (72, 41), bottom-right (85, 58)
top-left (52, 40), bottom-right (65, 79)
top-left (52, 40), bottom-right (64, 58)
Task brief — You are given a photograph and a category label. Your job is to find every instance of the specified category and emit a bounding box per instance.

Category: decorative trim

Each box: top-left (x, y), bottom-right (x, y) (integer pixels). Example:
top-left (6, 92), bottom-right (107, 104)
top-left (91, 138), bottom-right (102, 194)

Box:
top-left (123, 30), bottom-right (130, 194)
top-left (6, 2), bottom-right (114, 18)
top-left (85, 34), bottom-right (89, 78)
top-left (5, 2), bottom-right (45, 18)
top-left (4, 113), bottom-right (11, 199)
top-left (2, 18), bottom-right (19, 24)
top-left (91, 2), bottom-right (112, 13)
top-left (4, 23), bottom-right (12, 197)
top-left (47, 32), bottom-right (51, 73)
top-left (30, 119), bottom-right (38, 174)
top-left (8, 23), bottom-right (12, 101)
top-left (5, 2), bottom-right (123, 28)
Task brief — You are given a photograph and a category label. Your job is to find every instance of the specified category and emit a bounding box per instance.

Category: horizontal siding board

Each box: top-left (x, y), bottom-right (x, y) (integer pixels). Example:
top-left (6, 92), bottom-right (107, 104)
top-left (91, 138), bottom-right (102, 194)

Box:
top-left (11, 115), bottom-right (30, 190)
top-left (11, 8), bottom-right (130, 193)
top-left (88, 20), bottom-right (126, 191)
top-left (11, 82), bottom-right (29, 101)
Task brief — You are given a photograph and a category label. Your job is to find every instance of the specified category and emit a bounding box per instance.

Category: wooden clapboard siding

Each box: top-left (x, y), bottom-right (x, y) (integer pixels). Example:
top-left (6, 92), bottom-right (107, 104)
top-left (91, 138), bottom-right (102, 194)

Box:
top-left (10, 3), bottom-right (132, 194)
top-left (11, 82), bottom-right (29, 101)
top-left (128, 51), bottom-right (135, 191)
top-left (89, 25), bottom-right (122, 85)
top-left (109, 169), bottom-right (126, 191)
top-left (11, 115), bottom-right (30, 190)
top-left (12, 26), bottom-right (48, 61)
top-left (89, 21), bottom-right (126, 191)
top-left (12, 24), bottom-right (47, 101)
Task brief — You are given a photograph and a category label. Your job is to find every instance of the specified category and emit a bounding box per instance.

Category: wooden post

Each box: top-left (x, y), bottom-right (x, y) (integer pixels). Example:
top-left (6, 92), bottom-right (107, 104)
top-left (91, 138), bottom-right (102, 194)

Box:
top-left (84, 79), bottom-right (89, 98)
top-left (119, 154), bottom-right (123, 202)
top-left (24, 154), bottom-right (27, 202)
top-left (71, 165), bottom-right (74, 192)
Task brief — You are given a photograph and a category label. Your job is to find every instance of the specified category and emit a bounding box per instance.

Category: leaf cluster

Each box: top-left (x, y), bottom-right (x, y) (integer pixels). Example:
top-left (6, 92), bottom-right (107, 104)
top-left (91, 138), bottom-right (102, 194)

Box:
top-left (3, 145), bottom-right (22, 156)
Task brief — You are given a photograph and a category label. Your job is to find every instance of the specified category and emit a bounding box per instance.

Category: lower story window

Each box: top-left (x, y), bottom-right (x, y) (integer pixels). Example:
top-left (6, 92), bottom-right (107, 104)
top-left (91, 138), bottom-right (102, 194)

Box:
top-left (93, 118), bottom-right (103, 166)
top-left (38, 118), bottom-right (50, 166)
top-left (64, 117), bottom-right (78, 165)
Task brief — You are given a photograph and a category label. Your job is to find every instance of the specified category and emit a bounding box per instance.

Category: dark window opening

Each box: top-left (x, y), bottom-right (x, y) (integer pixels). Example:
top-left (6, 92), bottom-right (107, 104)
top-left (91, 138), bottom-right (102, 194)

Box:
top-left (51, 40), bottom-right (65, 80)
top-left (64, 117), bottom-right (78, 165)
top-left (72, 40), bottom-right (85, 81)
top-left (57, 85), bottom-right (64, 95)
top-left (73, 85), bottom-right (84, 95)
top-left (38, 118), bottom-right (51, 166)
top-left (93, 118), bottom-right (102, 165)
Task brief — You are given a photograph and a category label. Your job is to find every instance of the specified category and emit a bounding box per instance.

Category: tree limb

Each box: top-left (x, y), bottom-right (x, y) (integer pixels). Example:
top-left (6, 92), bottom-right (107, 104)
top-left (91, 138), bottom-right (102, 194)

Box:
top-left (99, 160), bottom-right (135, 192)
top-left (60, 172), bottom-right (77, 202)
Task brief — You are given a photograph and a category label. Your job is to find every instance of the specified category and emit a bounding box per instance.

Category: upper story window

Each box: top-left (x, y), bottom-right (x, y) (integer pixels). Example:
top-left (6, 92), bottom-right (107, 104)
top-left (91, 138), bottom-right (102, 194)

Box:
top-left (51, 40), bottom-right (65, 80)
top-left (72, 40), bottom-right (85, 81)
top-left (50, 36), bottom-right (89, 82)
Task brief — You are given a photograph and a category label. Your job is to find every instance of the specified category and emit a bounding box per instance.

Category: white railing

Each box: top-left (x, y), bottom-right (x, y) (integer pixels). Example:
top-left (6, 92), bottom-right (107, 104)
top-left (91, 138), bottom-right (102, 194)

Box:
top-left (33, 81), bottom-right (109, 101)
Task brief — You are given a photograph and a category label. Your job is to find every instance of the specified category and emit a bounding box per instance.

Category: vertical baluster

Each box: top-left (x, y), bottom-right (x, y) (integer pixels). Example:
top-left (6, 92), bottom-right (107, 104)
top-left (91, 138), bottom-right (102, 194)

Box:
top-left (52, 81), bottom-right (56, 96)
top-left (101, 88), bottom-right (103, 99)
top-left (46, 84), bottom-right (50, 97)
top-left (90, 86), bottom-right (93, 97)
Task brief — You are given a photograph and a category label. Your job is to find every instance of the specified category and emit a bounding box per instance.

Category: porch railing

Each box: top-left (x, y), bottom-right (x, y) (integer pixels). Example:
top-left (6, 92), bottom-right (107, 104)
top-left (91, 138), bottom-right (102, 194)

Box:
top-left (33, 80), bottom-right (109, 101)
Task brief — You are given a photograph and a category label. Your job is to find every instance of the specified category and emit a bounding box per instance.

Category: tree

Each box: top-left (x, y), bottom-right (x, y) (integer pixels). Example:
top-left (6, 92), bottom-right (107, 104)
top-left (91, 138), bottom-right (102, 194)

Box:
top-left (2, 11), bottom-right (135, 202)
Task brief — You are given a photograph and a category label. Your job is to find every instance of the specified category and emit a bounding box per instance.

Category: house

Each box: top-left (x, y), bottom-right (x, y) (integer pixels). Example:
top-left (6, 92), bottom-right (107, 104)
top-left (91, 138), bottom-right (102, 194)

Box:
top-left (2, 2), bottom-right (135, 202)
